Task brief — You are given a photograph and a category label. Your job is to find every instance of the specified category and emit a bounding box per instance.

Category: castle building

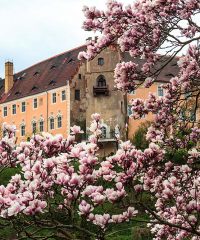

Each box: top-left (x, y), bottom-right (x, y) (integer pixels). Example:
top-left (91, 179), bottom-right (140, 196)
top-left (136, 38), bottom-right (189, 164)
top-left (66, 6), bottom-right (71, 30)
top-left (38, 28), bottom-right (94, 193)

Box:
top-left (0, 45), bottom-right (85, 141)
top-left (0, 44), bottom-right (198, 154)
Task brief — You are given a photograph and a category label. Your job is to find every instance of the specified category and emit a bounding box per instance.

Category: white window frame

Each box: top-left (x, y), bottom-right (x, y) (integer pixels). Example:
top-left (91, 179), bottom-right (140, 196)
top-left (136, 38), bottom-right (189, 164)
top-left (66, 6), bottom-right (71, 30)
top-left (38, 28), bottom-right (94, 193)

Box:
top-left (32, 121), bottom-right (37, 133)
top-left (98, 57), bottom-right (104, 66)
top-left (157, 86), bottom-right (164, 97)
top-left (21, 124), bottom-right (26, 136)
top-left (3, 106), bottom-right (7, 117)
top-left (57, 115), bottom-right (62, 128)
top-left (39, 120), bottom-right (44, 132)
top-left (50, 117), bottom-right (55, 130)
top-left (127, 105), bottom-right (132, 117)
top-left (33, 98), bottom-right (38, 109)
top-left (52, 92), bottom-right (57, 104)
top-left (61, 90), bottom-right (66, 101)
top-left (100, 123), bottom-right (110, 139)
top-left (12, 104), bottom-right (16, 115)
top-left (21, 102), bottom-right (26, 113)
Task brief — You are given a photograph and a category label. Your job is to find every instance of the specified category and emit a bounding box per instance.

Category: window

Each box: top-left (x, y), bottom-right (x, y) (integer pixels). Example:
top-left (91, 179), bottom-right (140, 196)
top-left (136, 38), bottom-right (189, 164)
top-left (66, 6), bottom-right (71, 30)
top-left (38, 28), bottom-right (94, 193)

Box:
top-left (3, 130), bottom-right (6, 137)
top-left (180, 110), bottom-right (186, 120)
top-left (33, 98), bottom-right (38, 109)
top-left (49, 80), bottom-right (56, 86)
top-left (33, 71), bottom-right (39, 76)
top-left (158, 86), bottom-right (164, 96)
top-left (75, 90), bottom-right (80, 101)
top-left (190, 111), bottom-right (196, 122)
top-left (39, 120), bottom-right (44, 132)
top-left (129, 89), bottom-right (135, 95)
top-left (57, 116), bottom-right (62, 128)
top-left (21, 102), bottom-right (26, 112)
top-left (101, 126), bottom-right (107, 139)
top-left (50, 65), bottom-right (56, 70)
top-left (121, 101), bottom-right (123, 113)
top-left (31, 86), bottom-right (38, 91)
top-left (32, 122), bottom-right (37, 133)
top-left (12, 104), bottom-right (16, 115)
top-left (52, 93), bottom-right (56, 103)
top-left (68, 58), bottom-right (74, 63)
top-left (185, 91), bottom-right (192, 98)
top-left (21, 125), bottom-right (25, 136)
top-left (127, 105), bottom-right (132, 116)
top-left (78, 74), bottom-right (82, 80)
top-left (98, 58), bottom-right (104, 66)
top-left (97, 75), bottom-right (106, 87)
top-left (61, 90), bottom-right (66, 101)
top-left (3, 106), bottom-right (7, 117)
top-left (15, 91), bottom-right (21, 95)
top-left (50, 118), bottom-right (54, 130)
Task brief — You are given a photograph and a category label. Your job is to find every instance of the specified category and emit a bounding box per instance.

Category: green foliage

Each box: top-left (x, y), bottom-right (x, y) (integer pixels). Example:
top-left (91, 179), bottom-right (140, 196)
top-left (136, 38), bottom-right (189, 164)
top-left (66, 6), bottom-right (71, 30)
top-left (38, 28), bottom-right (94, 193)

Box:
top-left (0, 167), bottom-right (20, 185)
top-left (0, 146), bottom-right (153, 240)
top-left (131, 121), bottom-right (151, 150)
top-left (165, 148), bottom-right (188, 164)
top-left (131, 226), bottom-right (152, 240)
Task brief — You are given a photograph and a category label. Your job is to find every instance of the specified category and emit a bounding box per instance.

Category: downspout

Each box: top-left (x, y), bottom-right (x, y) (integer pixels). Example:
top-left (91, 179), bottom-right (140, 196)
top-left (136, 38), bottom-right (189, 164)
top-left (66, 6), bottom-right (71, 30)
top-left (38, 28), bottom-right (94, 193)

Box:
top-left (46, 91), bottom-right (49, 132)
top-left (117, 44), bottom-right (128, 141)
top-left (67, 79), bottom-right (70, 135)
top-left (124, 93), bottom-right (128, 141)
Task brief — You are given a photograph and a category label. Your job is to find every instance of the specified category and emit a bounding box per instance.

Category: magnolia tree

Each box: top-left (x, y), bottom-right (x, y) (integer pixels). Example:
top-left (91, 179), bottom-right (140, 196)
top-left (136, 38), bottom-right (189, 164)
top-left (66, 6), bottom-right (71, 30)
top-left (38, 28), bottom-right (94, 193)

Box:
top-left (0, 0), bottom-right (200, 239)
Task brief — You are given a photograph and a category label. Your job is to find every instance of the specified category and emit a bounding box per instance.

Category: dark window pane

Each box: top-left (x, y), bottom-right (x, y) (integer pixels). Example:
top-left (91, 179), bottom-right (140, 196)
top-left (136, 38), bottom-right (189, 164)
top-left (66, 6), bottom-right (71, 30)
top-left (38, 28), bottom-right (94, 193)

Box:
top-left (98, 58), bottom-right (104, 66)
top-left (75, 90), bottom-right (80, 101)
top-left (39, 121), bottom-right (44, 132)
top-left (32, 122), bottom-right (37, 133)
top-left (12, 104), bottom-right (16, 114)
top-left (62, 90), bottom-right (66, 101)
top-left (57, 116), bottom-right (62, 128)
top-left (3, 107), bottom-right (7, 117)
top-left (50, 118), bottom-right (54, 130)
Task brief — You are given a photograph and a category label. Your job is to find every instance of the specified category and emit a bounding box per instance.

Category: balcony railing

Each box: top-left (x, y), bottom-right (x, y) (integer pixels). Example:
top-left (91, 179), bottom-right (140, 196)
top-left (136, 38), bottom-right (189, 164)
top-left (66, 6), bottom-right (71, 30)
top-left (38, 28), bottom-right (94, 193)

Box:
top-left (93, 85), bottom-right (109, 96)
top-left (83, 129), bottom-right (117, 142)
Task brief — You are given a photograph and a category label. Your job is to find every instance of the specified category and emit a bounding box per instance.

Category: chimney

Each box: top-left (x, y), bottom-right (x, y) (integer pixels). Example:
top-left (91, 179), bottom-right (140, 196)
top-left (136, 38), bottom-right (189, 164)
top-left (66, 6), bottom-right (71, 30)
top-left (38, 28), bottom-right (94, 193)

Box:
top-left (5, 61), bottom-right (14, 94)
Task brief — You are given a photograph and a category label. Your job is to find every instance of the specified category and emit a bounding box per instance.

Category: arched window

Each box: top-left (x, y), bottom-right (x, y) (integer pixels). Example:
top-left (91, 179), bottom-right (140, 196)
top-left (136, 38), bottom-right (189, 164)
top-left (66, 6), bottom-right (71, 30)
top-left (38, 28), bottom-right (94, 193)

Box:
top-left (21, 124), bottom-right (26, 136)
top-left (50, 117), bottom-right (54, 130)
top-left (97, 75), bottom-right (106, 87)
top-left (32, 121), bottom-right (37, 134)
top-left (57, 115), bottom-right (62, 128)
top-left (39, 119), bottom-right (44, 132)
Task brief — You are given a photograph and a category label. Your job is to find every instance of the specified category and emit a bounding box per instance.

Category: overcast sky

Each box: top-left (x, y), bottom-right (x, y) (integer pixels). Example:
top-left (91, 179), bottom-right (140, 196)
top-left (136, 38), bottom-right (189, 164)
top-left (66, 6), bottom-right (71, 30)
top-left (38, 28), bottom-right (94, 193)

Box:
top-left (0, 0), bottom-right (132, 78)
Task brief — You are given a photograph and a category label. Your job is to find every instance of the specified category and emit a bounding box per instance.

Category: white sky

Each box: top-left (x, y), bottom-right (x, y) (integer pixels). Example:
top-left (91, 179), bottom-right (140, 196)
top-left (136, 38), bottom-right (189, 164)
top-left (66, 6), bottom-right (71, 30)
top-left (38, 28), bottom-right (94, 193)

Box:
top-left (0, 0), bottom-right (132, 78)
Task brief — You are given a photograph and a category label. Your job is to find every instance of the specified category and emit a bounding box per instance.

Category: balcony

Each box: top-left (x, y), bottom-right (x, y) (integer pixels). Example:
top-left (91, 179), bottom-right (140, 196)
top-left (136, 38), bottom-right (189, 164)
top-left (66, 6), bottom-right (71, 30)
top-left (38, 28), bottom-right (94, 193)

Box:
top-left (93, 85), bottom-right (109, 96)
top-left (85, 128), bottom-right (117, 142)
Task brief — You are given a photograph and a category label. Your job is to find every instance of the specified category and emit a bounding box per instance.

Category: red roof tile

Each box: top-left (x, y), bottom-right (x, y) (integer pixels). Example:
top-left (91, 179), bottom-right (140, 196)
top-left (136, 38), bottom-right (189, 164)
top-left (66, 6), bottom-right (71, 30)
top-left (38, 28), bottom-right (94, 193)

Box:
top-left (0, 45), bottom-right (86, 103)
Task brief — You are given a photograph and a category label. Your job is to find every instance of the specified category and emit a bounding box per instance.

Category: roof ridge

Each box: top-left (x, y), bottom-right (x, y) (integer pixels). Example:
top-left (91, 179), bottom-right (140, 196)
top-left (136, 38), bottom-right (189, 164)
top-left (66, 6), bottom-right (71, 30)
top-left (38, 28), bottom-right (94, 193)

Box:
top-left (15, 44), bottom-right (86, 75)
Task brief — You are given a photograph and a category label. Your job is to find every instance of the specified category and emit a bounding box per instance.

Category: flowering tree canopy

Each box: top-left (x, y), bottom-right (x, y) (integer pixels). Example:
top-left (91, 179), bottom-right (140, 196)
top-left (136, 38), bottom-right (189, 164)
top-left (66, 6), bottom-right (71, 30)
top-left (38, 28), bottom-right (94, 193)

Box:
top-left (0, 0), bottom-right (200, 239)
top-left (79, 0), bottom-right (200, 239)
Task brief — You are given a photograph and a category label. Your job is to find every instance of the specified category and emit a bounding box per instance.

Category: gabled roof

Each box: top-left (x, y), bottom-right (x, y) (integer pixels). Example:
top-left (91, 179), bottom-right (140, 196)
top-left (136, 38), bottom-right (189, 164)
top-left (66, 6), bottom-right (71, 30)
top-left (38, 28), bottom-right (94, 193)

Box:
top-left (0, 45), bottom-right (86, 103)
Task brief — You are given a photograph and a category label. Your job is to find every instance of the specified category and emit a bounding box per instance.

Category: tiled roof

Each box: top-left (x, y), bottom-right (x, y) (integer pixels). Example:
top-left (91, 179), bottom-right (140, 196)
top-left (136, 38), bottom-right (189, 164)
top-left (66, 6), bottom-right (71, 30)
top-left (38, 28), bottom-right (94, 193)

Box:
top-left (0, 45), bottom-right (179, 104)
top-left (123, 53), bottom-right (179, 82)
top-left (0, 45), bottom-right (86, 103)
